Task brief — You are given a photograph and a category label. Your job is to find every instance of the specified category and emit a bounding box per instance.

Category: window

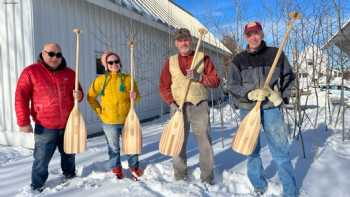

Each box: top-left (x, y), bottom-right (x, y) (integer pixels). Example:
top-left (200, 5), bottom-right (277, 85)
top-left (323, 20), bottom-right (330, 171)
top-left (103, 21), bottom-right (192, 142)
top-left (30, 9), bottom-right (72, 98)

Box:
top-left (96, 55), bottom-right (106, 75)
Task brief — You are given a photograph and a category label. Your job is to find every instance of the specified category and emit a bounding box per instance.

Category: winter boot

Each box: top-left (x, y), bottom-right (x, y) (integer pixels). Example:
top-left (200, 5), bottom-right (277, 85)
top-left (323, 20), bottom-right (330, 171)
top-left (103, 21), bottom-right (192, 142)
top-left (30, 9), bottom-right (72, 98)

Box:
top-left (112, 166), bottom-right (124, 179)
top-left (129, 167), bottom-right (143, 181)
top-left (254, 188), bottom-right (266, 197)
top-left (63, 172), bottom-right (76, 179)
top-left (30, 185), bottom-right (44, 193)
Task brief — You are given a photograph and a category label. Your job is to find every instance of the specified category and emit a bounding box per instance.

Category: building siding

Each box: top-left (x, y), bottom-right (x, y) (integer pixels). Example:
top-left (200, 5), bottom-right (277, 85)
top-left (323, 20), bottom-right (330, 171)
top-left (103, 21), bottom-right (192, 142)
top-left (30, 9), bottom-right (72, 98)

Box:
top-left (0, 0), bottom-right (35, 148)
top-left (1, 0), bottom-right (226, 148)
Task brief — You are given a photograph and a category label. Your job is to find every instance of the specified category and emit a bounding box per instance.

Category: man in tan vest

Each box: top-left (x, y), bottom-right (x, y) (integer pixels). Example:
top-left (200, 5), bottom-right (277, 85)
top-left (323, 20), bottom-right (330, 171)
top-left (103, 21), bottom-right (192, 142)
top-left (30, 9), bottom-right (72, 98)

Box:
top-left (159, 28), bottom-right (220, 184)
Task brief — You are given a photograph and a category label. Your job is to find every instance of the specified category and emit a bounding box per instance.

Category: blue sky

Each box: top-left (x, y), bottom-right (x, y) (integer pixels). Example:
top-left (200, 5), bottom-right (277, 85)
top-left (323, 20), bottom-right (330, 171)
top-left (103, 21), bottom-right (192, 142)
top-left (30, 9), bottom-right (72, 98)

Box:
top-left (172, 0), bottom-right (298, 45)
top-left (173, 0), bottom-right (350, 42)
top-left (172, 0), bottom-right (281, 31)
top-left (172, 0), bottom-right (294, 46)
top-left (173, 0), bottom-right (350, 68)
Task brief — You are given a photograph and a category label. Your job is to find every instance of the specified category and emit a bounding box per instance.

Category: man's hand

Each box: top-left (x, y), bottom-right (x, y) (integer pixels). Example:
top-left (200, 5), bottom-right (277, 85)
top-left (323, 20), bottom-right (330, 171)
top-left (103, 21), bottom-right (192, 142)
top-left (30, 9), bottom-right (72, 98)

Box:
top-left (170, 102), bottom-right (179, 112)
top-left (267, 86), bottom-right (283, 106)
top-left (73, 90), bottom-right (82, 101)
top-left (248, 88), bottom-right (270, 101)
top-left (186, 69), bottom-right (202, 82)
top-left (19, 125), bottom-right (33, 133)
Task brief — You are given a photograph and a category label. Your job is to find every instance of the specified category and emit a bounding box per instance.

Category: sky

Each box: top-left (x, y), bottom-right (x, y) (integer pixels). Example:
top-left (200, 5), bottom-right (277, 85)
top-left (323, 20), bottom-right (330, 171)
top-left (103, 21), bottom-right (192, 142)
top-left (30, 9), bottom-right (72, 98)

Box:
top-left (173, 0), bottom-right (350, 46)
top-left (172, 0), bottom-right (296, 45)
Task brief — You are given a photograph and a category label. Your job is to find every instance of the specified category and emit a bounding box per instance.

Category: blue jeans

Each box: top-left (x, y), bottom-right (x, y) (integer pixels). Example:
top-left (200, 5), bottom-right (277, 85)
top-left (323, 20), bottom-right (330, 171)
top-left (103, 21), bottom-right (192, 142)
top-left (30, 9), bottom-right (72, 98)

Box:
top-left (102, 124), bottom-right (139, 168)
top-left (31, 124), bottom-right (75, 189)
top-left (240, 108), bottom-right (297, 197)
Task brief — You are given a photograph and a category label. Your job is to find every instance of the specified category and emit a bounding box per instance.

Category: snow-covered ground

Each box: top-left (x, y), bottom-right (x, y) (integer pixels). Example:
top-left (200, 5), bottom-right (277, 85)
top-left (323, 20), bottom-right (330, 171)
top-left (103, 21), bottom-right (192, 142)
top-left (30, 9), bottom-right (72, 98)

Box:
top-left (1, 93), bottom-right (349, 197)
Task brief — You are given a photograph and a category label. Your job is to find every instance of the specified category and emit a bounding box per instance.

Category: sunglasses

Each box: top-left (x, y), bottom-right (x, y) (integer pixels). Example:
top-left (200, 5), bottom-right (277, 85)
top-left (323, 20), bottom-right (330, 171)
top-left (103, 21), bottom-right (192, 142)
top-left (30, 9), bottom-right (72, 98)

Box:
top-left (45, 51), bottom-right (62, 58)
top-left (107, 60), bottom-right (120, 65)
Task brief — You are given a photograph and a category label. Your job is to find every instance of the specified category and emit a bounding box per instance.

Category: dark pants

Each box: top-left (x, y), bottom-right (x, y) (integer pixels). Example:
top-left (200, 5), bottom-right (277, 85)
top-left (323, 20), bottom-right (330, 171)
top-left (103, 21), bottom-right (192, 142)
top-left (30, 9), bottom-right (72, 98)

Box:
top-left (31, 124), bottom-right (75, 189)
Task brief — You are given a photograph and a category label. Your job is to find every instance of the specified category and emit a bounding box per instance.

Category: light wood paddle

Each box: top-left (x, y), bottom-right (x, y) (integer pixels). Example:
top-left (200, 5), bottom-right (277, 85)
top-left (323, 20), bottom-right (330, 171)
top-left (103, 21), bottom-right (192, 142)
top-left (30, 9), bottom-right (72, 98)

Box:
top-left (64, 28), bottom-right (87, 154)
top-left (159, 28), bottom-right (208, 156)
top-left (231, 12), bottom-right (301, 156)
top-left (122, 40), bottom-right (142, 154)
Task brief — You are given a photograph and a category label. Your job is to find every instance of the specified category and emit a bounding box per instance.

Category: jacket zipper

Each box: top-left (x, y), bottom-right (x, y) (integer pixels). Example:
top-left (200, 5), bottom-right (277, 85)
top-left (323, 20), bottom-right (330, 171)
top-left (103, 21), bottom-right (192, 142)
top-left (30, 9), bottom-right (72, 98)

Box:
top-left (53, 72), bottom-right (64, 126)
top-left (256, 55), bottom-right (261, 88)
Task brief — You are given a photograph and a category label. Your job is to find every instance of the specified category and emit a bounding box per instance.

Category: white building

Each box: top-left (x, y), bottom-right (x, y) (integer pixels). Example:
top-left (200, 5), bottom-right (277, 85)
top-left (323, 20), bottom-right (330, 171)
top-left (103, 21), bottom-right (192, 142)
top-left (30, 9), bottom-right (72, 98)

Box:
top-left (0, 0), bottom-right (231, 148)
top-left (297, 45), bottom-right (328, 89)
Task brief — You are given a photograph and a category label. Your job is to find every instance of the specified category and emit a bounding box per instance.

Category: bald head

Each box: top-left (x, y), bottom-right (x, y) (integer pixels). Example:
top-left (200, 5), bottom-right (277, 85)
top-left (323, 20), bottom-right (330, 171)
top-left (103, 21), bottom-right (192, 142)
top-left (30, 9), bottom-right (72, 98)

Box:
top-left (41, 42), bottom-right (62, 69)
top-left (43, 42), bottom-right (61, 51)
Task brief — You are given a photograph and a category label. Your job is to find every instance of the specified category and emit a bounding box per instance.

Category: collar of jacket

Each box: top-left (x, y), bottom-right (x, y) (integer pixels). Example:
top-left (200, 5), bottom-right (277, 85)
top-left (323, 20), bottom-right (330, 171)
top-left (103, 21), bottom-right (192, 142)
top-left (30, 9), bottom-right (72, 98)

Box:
top-left (246, 40), bottom-right (267, 55)
top-left (178, 50), bottom-right (195, 57)
top-left (37, 53), bottom-right (67, 72)
top-left (108, 71), bottom-right (124, 78)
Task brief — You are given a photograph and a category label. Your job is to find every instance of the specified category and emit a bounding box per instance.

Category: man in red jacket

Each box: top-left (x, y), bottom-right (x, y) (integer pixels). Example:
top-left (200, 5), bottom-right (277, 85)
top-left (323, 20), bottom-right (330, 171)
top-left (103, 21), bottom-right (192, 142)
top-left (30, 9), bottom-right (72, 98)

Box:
top-left (15, 42), bottom-right (83, 192)
top-left (159, 28), bottom-right (220, 184)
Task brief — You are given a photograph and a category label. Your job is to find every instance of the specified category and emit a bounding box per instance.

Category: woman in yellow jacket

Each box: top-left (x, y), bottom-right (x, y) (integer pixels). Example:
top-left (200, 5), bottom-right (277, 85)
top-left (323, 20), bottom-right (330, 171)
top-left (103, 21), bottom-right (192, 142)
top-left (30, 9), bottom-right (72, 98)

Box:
top-left (87, 51), bottom-right (142, 180)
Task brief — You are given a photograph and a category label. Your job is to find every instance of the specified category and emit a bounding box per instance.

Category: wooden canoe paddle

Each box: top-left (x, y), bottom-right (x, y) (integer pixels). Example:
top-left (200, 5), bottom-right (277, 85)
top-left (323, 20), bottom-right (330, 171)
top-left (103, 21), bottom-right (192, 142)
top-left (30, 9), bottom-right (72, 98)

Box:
top-left (159, 28), bottom-right (208, 156)
top-left (64, 28), bottom-right (87, 154)
top-left (122, 40), bottom-right (142, 154)
top-left (231, 12), bottom-right (301, 156)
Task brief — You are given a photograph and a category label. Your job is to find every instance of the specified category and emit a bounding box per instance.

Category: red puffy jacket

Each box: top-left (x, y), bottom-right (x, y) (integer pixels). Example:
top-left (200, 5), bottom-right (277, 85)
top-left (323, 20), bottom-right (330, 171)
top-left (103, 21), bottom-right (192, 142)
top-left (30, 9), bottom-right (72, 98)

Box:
top-left (15, 61), bottom-right (84, 129)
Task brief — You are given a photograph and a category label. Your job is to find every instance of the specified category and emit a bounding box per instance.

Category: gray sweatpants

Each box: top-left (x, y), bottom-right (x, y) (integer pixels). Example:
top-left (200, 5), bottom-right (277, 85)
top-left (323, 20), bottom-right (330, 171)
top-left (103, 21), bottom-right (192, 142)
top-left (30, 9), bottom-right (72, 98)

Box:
top-left (170, 101), bottom-right (214, 182)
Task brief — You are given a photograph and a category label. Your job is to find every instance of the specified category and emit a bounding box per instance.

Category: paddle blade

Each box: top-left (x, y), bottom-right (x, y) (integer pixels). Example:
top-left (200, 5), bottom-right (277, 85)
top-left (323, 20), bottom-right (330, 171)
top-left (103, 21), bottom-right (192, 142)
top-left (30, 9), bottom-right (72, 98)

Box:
top-left (159, 111), bottom-right (185, 156)
top-left (122, 108), bottom-right (142, 154)
top-left (231, 104), bottom-right (261, 156)
top-left (64, 107), bottom-right (87, 154)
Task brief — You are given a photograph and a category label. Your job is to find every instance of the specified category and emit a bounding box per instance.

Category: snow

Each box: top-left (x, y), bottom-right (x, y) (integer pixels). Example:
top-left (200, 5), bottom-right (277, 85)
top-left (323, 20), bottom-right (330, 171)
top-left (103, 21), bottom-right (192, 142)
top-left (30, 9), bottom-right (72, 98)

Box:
top-left (0, 95), bottom-right (349, 197)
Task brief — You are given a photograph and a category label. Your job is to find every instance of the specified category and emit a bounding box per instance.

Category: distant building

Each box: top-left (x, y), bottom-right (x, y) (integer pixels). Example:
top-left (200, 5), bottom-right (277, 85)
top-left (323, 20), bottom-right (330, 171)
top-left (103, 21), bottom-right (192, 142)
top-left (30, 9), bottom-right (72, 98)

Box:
top-left (0, 0), bottom-right (231, 148)
top-left (322, 19), bottom-right (350, 78)
top-left (297, 45), bottom-right (328, 89)
top-left (322, 19), bottom-right (350, 86)
top-left (323, 19), bottom-right (350, 57)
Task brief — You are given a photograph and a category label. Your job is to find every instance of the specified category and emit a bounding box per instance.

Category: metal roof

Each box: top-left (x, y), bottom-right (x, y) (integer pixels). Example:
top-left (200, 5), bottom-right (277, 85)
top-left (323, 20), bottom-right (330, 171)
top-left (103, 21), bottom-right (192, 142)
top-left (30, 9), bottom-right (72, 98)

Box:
top-left (322, 19), bottom-right (350, 57)
top-left (88, 0), bottom-right (232, 54)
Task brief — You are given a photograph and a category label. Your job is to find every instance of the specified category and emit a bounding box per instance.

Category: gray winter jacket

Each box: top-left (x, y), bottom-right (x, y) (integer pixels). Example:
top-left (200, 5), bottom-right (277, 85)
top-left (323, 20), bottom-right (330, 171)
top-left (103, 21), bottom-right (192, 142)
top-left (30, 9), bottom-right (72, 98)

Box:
top-left (228, 41), bottom-right (295, 109)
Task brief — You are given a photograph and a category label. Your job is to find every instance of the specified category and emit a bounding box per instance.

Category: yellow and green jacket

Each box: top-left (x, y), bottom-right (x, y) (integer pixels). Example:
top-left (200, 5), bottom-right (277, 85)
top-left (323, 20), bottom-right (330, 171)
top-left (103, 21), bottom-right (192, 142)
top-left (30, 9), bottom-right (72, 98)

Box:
top-left (87, 72), bottom-right (141, 124)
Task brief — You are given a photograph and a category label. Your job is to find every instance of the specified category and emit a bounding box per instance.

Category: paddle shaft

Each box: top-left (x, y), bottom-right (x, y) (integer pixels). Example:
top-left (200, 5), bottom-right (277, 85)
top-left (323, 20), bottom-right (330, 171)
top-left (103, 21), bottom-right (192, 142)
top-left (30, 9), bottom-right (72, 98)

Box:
top-left (255, 19), bottom-right (296, 113)
top-left (262, 20), bottom-right (295, 89)
top-left (179, 31), bottom-right (206, 109)
top-left (129, 41), bottom-right (135, 107)
top-left (256, 17), bottom-right (298, 112)
top-left (73, 29), bottom-right (81, 107)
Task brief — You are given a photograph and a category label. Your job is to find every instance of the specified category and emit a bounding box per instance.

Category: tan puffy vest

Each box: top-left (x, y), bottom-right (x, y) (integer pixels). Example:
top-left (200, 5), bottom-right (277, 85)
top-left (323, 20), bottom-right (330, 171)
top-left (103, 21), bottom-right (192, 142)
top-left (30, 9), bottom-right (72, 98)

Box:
top-left (169, 52), bottom-right (208, 105)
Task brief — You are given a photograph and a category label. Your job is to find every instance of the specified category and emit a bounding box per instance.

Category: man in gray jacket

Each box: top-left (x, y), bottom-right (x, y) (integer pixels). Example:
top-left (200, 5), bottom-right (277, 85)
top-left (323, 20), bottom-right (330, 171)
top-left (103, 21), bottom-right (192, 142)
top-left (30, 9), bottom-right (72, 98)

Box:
top-left (227, 22), bottom-right (297, 197)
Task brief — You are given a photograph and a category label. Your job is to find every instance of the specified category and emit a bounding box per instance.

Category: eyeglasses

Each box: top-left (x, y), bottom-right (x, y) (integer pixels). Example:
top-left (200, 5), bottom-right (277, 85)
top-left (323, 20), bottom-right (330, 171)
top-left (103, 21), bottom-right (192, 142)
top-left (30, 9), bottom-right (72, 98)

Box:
top-left (107, 60), bottom-right (120, 65)
top-left (44, 51), bottom-right (62, 58)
